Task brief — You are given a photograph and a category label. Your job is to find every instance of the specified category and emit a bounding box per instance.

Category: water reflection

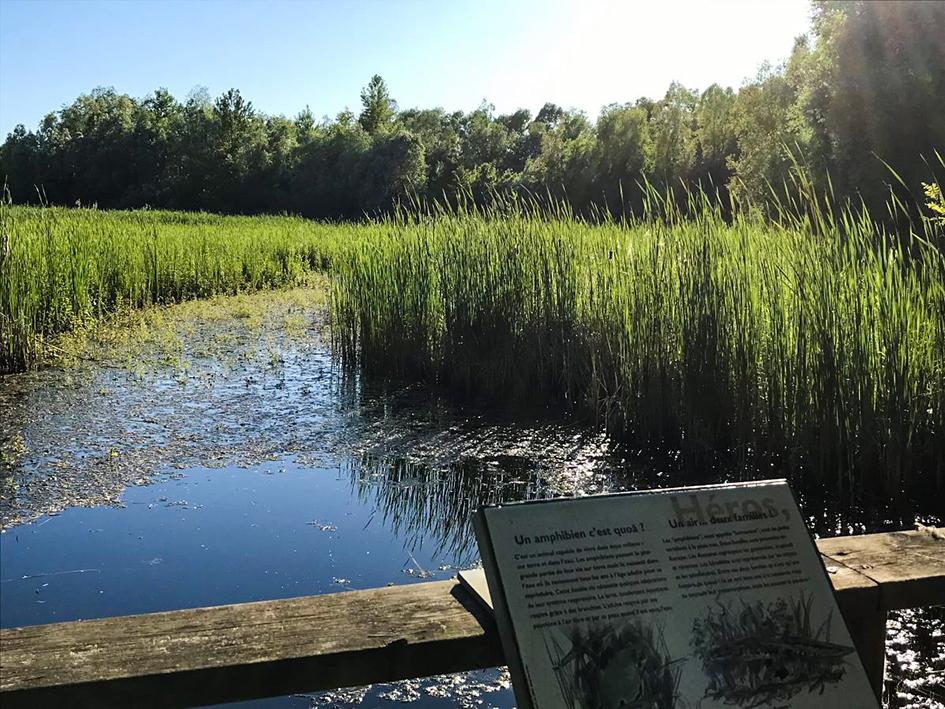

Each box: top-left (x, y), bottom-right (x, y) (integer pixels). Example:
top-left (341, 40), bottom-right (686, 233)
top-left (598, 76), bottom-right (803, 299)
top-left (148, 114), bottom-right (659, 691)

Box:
top-left (347, 454), bottom-right (542, 560)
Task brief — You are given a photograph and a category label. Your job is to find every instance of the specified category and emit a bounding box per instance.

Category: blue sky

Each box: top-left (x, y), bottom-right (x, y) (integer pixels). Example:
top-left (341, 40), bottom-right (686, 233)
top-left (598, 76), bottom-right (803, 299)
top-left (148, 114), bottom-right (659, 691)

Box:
top-left (0, 0), bottom-right (812, 137)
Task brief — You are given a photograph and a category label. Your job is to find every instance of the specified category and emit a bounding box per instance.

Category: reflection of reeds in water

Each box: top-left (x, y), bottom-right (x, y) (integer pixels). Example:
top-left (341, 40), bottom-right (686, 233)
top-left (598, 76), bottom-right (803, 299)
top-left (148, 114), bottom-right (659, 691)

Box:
top-left (692, 593), bottom-right (855, 707)
top-left (342, 400), bottom-right (622, 560)
top-left (544, 621), bottom-right (681, 709)
top-left (346, 453), bottom-right (542, 560)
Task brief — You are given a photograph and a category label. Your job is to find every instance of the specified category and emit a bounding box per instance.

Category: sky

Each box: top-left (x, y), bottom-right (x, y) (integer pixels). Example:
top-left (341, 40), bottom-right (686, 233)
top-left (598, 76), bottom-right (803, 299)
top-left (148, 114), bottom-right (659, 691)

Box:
top-left (0, 0), bottom-right (812, 138)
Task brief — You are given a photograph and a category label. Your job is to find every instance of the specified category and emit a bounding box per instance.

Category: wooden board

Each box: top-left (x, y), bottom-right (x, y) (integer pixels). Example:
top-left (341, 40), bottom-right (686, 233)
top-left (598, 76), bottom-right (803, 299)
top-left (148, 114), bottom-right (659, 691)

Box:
top-left (0, 580), bottom-right (504, 708)
top-left (821, 553), bottom-right (880, 616)
top-left (2, 530), bottom-right (942, 708)
top-left (819, 528), bottom-right (945, 611)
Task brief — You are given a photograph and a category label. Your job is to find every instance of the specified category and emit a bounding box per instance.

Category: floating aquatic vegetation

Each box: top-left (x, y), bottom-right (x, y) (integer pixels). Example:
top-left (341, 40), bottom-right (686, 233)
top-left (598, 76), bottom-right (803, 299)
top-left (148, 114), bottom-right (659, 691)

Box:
top-left (307, 520), bottom-right (337, 532)
top-left (691, 593), bottom-right (855, 707)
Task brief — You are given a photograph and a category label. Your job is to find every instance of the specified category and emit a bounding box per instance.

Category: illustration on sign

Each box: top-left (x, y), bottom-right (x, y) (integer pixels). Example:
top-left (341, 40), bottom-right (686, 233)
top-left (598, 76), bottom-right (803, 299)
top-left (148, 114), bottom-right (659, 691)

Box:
top-left (543, 619), bottom-right (682, 709)
top-left (692, 593), bottom-right (855, 707)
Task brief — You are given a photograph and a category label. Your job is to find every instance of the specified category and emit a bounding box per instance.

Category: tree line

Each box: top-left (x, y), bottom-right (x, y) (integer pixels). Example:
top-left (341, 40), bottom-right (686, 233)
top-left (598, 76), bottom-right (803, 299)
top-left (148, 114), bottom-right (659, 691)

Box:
top-left (2, 1), bottom-right (943, 220)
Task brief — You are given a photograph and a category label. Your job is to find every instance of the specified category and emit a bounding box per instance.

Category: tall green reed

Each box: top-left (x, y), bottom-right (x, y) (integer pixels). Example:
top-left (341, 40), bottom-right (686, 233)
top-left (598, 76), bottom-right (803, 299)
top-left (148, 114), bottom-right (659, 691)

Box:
top-left (331, 188), bottom-right (945, 499)
top-left (2, 190), bottom-right (941, 501)
top-left (0, 205), bottom-right (336, 372)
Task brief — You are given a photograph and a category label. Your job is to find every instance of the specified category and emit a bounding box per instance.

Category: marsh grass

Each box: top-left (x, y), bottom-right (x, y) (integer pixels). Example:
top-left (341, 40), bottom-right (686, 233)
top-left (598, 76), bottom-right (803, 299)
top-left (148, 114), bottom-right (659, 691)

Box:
top-left (0, 205), bottom-right (335, 372)
top-left (330, 190), bottom-right (945, 500)
top-left (3, 189), bottom-right (943, 501)
top-left (46, 282), bottom-right (330, 370)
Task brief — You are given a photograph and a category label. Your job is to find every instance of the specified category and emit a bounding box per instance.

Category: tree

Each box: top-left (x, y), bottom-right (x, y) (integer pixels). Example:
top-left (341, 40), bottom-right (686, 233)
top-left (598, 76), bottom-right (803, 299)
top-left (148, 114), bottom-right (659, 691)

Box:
top-left (535, 102), bottom-right (564, 128)
top-left (398, 108), bottom-right (465, 202)
top-left (727, 63), bottom-right (803, 207)
top-left (4, 5), bottom-right (943, 223)
top-left (294, 107), bottom-right (316, 143)
top-left (460, 103), bottom-right (511, 171)
top-left (813, 0), bottom-right (945, 210)
top-left (649, 82), bottom-right (698, 186)
top-left (0, 125), bottom-right (44, 203)
top-left (206, 89), bottom-right (269, 211)
top-left (358, 75), bottom-right (397, 135)
top-left (128, 88), bottom-right (184, 205)
top-left (523, 109), bottom-right (594, 206)
top-left (694, 84), bottom-right (738, 192)
top-left (592, 103), bottom-right (652, 211)
top-left (357, 130), bottom-right (426, 211)
top-left (290, 120), bottom-right (369, 218)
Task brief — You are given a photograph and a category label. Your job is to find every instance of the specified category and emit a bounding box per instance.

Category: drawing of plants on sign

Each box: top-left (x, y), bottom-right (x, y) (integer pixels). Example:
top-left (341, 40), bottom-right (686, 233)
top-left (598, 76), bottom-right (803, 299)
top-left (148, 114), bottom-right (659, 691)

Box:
top-left (691, 593), bottom-right (855, 707)
top-left (543, 620), bottom-right (683, 709)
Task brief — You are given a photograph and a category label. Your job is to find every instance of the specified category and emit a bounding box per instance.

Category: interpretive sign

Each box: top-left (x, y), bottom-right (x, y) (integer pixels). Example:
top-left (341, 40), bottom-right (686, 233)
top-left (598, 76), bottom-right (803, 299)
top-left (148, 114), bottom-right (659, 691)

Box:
top-left (473, 480), bottom-right (880, 709)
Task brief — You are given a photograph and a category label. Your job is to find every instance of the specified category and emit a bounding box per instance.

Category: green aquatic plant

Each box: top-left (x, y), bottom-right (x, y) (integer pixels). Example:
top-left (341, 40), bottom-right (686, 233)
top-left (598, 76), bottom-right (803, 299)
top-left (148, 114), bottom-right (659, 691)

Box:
top-left (0, 205), bottom-right (339, 372)
top-left (924, 182), bottom-right (945, 227)
top-left (3, 183), bottom-right (943, 503)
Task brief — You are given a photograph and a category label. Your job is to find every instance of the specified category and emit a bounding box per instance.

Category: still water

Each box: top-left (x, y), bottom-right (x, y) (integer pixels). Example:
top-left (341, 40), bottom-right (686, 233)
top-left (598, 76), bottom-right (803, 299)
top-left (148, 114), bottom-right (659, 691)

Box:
top-left (1, 461), bottom-right (517, 708)
top-left (0, 291), bottom-right (941, 707)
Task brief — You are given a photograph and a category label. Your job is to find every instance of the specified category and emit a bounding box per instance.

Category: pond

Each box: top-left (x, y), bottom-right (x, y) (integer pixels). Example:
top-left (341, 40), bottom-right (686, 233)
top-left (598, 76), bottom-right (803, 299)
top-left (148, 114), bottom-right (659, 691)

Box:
top-left (1, 289), bottom-right (942, 708)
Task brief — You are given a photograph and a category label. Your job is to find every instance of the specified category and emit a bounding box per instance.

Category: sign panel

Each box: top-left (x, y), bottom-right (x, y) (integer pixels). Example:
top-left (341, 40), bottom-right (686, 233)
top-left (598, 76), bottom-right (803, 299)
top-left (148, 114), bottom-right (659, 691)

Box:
top-left (474, 480), bottom-right (879, 709)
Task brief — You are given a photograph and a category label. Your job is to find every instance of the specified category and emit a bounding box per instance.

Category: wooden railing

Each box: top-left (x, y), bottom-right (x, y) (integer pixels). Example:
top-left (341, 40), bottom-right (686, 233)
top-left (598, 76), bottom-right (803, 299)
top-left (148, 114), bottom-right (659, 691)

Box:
top-left (1, 529), bottom-right (942, 708)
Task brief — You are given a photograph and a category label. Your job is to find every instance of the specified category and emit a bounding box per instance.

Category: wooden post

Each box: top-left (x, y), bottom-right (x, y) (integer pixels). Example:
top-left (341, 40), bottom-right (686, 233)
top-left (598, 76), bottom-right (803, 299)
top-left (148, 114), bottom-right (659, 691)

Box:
top-left (845, 606), bottom-right (887, 700)
top-left (819, 527), bottom-right (945, 700)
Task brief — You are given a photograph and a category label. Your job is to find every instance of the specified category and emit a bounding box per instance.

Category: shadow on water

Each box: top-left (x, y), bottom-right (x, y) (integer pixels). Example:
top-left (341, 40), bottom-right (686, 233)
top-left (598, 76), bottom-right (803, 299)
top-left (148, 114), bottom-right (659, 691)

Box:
top-left (0, 289), bottom-right (942, 707)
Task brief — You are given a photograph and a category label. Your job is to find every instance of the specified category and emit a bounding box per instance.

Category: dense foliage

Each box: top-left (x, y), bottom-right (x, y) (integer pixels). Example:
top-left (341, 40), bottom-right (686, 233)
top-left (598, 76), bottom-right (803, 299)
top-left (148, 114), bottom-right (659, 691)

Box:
top-left (2, 1), bottom-right (943, 219)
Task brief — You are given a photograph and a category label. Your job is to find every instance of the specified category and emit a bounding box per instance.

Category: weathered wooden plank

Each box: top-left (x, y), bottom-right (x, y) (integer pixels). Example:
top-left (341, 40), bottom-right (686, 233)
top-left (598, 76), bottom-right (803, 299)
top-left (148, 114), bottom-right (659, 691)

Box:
top-left (821, 553), bottom-right (880, 616)
top-left (819, 528), bottom-right (945, 611)
top-left (0, 580), bottom-right (504, 708)
top-left (818, 527), bottom-right (945, 697)
top-left (1, 530), bottom-right (942, 708)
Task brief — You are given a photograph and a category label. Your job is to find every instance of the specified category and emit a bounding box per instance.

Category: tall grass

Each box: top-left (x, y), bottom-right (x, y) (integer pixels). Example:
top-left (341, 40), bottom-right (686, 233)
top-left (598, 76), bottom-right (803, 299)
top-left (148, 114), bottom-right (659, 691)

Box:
top-left (331, 192), bottom-right (945, 499)
top-left (0, 205), bottom-right (338, 371)
top-left (3, 192), bottom-right (943, 500)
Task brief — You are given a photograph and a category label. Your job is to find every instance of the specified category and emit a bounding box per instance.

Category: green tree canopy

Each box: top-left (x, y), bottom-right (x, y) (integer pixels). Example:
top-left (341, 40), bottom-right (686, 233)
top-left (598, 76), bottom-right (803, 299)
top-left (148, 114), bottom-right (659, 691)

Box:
top-left (358, 74), bottom-right (397, 135)
top-left (3, 5), bottom-right (943, 222)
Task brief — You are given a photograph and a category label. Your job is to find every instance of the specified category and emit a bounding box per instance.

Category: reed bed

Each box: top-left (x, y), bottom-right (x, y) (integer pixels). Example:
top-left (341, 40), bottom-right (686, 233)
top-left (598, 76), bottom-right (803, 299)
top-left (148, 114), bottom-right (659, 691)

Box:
top-left (0, 205), bottom-right (339, 372)
top-left (2, 195), bottom-right (943, 499)
top-left (331, 197), bottom-right (945, 498)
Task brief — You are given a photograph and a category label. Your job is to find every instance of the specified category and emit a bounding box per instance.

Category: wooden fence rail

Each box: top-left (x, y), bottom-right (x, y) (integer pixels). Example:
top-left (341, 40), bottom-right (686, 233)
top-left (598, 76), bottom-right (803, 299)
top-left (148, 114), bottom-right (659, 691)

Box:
top-left (1, 529), bottom-right (942, 708)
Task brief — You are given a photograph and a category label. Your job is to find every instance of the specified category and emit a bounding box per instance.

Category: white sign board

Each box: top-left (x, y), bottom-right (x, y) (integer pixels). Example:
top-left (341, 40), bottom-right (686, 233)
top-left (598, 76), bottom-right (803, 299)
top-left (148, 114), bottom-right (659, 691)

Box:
top-left (474, 480), bottom-right (879, 709)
